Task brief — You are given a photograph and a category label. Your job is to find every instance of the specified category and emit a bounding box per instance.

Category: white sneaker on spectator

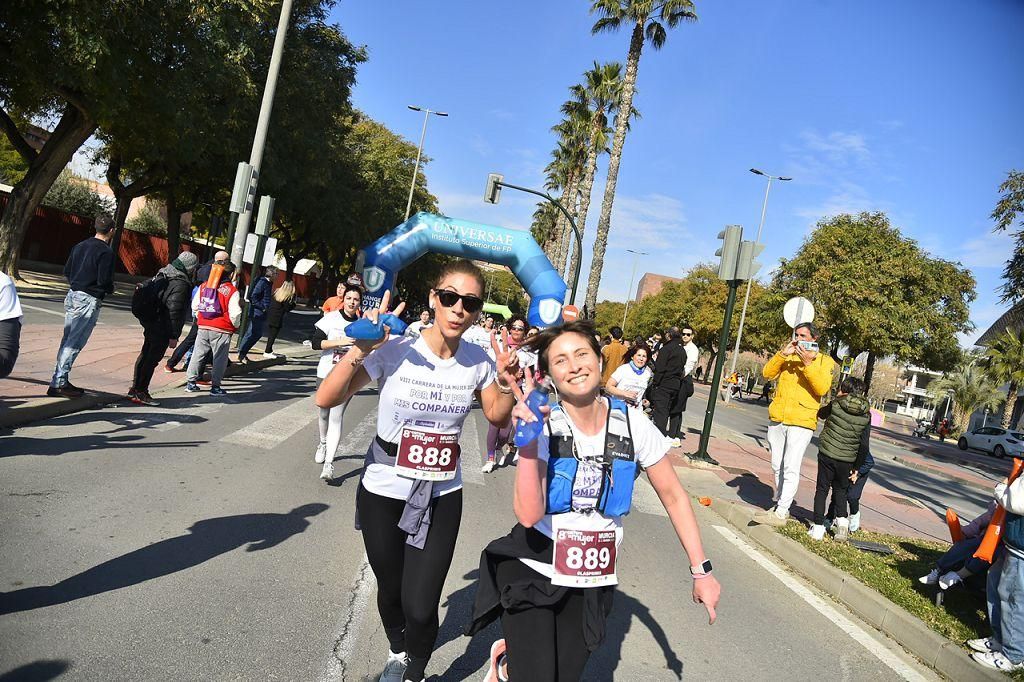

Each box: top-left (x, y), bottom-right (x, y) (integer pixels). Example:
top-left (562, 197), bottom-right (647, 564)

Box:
top-left (967, 637), bottom-right (1002, 653)
top-left (481, 460), bottom-right (496, 474)
top-left (669, 437), bottom-right (682, 448)
top-left (918, 568), bottom-right (940, 585)
top-left (848, 511), bottom-right (861, 532)
top-left (833, 517), bottom-right (849, 542)
top-left (807, 524), bottom-right (826, 541)
top-left (972, 650), bottom-right (1024, 671)
top-left (938, 571), bottom-right (963, 590)
top-left (315, 442), bottom-right (327, 463)
top-left (753, 507), bottom-right (788, 527)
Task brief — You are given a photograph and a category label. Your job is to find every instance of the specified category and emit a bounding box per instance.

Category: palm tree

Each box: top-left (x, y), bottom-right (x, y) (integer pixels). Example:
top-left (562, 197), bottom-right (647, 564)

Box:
top-left (546, 117), bottom-right (588, 281)
top-left (984, 327), bottom-right (1024, 428)
top-left (530, 201), bottom-right (561, 258)
top-left (585, 0), bottom-right (697, 313)
top-left (929, 360), bottom-right (1003, 434)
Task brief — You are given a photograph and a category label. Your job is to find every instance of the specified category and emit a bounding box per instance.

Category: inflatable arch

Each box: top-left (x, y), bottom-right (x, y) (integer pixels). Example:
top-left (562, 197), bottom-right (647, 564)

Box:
top-left (355, 212), bottom-right (567, 327)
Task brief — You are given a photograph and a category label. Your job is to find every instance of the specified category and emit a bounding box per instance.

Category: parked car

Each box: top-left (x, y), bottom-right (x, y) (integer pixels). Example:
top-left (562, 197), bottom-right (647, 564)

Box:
top-left (958, 426), bottom-right (1024, 458)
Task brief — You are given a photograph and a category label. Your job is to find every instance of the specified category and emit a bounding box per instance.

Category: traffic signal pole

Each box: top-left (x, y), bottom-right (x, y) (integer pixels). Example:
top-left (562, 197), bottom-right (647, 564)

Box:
top-left (692, 278), bottom-right (740, 464)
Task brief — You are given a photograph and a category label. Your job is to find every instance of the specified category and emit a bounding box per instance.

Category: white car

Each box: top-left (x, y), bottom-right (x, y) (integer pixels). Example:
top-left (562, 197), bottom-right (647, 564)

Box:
top-left (958, 426), bottom-right (1024, 459)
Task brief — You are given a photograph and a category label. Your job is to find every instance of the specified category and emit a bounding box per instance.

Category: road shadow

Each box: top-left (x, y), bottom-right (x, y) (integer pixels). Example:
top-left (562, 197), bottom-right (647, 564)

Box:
top-left (435, 569), bottom-right (498, 681)
top-left (1, 434), bottom-right (206, 458)
top-left (584, 588), bottom-right (683, 680)
top-left (0, 660), bottom-right (70, 682)
top-left (0, 504), bottom-right (327, 615)
top-left (726, 472), bottom-right (774, 509)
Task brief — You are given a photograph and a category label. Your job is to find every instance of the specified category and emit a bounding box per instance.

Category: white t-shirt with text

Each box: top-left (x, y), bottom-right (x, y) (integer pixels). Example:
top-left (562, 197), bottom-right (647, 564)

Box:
top-left (361, 335), bottom-right (496, 499)
top-left (609, 363), bottom-right (653, 406)
top-left (315, 311), bottom-right (359, 379)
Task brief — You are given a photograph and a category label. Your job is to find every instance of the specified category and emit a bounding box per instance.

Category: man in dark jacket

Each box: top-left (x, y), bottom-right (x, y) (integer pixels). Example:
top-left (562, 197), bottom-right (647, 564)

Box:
top-left (129, 252), bottom-right (198, 406)
top-left (237, 265), bottom-right (276, 362)
top-left (48, 214), bottom-right (116, 398)
top-left (650, 327), bottom-right (685, 440)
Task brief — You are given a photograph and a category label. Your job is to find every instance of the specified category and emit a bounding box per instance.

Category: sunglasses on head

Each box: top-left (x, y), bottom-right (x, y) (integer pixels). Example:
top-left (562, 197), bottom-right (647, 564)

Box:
top-left (434, 289), bottom-right (484, 313)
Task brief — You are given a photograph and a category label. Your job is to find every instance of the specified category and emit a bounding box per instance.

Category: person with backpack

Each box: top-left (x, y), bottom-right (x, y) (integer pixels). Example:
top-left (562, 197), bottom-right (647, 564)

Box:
top-left (185, 262), bottom-right (241, 396)
top-left (166, 251), bottom-right (230, 373)
top-left (128, 251), bottom-right (198, 406)
top-left (237, 265), bottom-right (277, 363)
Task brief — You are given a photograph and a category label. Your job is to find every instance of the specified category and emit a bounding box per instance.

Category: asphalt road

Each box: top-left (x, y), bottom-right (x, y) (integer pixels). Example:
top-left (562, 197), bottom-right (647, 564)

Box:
top-left (1, 359), bottom-right (942, 680)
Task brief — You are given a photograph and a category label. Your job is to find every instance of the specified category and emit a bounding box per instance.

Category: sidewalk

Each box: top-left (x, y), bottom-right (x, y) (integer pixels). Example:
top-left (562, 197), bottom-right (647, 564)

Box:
top-left (666, 429), bottom-right (959, 543)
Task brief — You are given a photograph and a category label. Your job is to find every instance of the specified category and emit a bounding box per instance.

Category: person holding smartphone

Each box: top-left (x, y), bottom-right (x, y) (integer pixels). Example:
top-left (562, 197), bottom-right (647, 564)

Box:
top-left (753, 321), bottom-right (836, 526)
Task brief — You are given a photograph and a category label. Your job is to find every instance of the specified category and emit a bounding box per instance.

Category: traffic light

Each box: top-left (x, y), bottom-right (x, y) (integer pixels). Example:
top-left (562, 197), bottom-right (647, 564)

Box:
top-left (735, 240), bottom-right (766, 281)
top-left (715, 225), bottom-right (743, 280)
top-left (484, 173), bottom-right (504, 204)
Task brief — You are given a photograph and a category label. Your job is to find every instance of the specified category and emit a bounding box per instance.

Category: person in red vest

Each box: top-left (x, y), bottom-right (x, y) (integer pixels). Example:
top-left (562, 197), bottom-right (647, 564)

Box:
top-left (184, 262), bottom-right (241, 396)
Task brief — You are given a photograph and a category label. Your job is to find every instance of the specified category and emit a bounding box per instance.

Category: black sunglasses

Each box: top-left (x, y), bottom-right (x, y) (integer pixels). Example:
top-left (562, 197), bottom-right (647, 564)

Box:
top-left (434, 289), bottom-right (484, 313)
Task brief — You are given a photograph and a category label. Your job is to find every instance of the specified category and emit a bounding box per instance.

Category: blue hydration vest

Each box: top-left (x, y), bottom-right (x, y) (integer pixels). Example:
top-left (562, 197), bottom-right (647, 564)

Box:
top-left (544, 398), bottom-right (640, 517)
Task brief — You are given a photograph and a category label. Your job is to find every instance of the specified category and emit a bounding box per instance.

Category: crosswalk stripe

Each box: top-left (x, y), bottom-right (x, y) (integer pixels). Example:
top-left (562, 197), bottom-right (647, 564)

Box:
top-left (220, 395), bottom-right (317, 449)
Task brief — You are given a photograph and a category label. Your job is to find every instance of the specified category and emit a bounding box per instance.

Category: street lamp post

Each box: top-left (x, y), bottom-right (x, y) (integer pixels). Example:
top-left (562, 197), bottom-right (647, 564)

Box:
top-left (725, 168), bottom-right (791, 403)
top-left (621, 249), bottom-right (648, 332)
top-left (405, 106), bottom-right (448, 220)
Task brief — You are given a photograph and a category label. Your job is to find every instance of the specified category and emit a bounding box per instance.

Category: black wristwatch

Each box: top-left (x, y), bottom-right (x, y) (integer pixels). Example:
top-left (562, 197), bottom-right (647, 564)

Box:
top-left (689, 559), bottom-right (713, 576)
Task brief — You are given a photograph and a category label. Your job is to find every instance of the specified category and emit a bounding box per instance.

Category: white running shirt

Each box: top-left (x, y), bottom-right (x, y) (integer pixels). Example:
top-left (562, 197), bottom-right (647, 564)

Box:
top-left (362, 335), bottom-right (496, 499)
top-left (609, 363), bottom-right (653, 406)
top-left (521, 403), bottom-right (669, 578)
top-left (315, 311), bottom-right (359, 379)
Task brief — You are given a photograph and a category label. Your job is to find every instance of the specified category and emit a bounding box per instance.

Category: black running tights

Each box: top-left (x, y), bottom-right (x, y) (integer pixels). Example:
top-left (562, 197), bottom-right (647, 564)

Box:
top-left (357, 484), bottom-right (462, 679)
top-left (497, 558), bottom-right (592, 681)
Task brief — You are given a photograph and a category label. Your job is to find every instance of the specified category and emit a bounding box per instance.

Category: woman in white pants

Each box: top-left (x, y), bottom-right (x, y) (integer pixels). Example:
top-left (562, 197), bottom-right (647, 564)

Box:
top-left (311, 284), bottom-right (362, 480)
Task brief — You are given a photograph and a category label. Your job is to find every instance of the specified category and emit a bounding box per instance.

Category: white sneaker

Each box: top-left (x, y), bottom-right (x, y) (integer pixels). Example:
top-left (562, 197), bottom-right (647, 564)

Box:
top-left (263, 352), bottom-right (278, 359)
top-left (314, 442), bottom-right (328, 464)
top-left (378, 650), bottom-right (408, 682)
top-left (938, 571), bottom-right (963, 590)
top-left (481, 460), bottom-right (496, 474)
top-left (833, 517), bottom-right (849, 543)
top-left (320, 460), bottom-right (334, 481)
top-left (968, 637), bottom-right (1002, 653)
top-left (302, 339), bottom-right (312, 347)
top-left (918, 568), bottom-right (940, 585)
top-left (753, 507), bottom-right (788, 527)
top-left (669, 437), bottom-right (682, 448)
top-left (971, 650), bottom-right (1024, 671)
top-left (848, 511), bottom-right (861, 533)
top-left (808, 524), bottom-right (826, 541)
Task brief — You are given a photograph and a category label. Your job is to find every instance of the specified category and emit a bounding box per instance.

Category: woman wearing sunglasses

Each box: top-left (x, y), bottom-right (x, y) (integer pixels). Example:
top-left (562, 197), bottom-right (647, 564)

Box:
top-left (482, 314), bottom-right (528, 474)
top-left (469, 321), bottom-right (720, 681)
top-left (316, 259), bottom-right (520, 682)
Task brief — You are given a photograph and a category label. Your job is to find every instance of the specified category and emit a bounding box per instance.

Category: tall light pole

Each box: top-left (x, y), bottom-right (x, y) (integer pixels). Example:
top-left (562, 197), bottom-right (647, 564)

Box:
top-left (621, 249), bottom-right (648, 332)
top-left (405, 105), bottom-right (448, 220)
top-left (725, 168), bottom-right (791, 400)
top-left (228, 0), bottom-right (295, 273)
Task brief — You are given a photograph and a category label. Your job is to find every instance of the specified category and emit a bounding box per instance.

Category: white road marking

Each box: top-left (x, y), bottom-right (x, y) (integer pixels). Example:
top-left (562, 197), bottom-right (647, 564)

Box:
top-left (712, 525), bottom-right (929, 682)
top-left (220, 395), bottom-right (317, 449)
top-left (461, 412), bottom-right (484, 485)
top-left (321, 553), bottom-right (377, 682)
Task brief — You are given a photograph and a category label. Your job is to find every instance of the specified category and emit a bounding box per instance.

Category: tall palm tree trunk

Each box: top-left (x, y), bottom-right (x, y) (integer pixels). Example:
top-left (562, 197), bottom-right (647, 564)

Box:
top-left (1003, 382), bottom-right (1020, 429)
top-left (570, 120), bottom-right (602, 285)
top-left (584, 21), bottom-right (644, 312)
top-left (556, 174), bottom-right (579, 277)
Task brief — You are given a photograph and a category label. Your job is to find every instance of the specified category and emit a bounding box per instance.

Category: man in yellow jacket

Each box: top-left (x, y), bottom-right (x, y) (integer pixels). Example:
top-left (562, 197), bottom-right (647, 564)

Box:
top-left (753, 322), bottom-right (836, 526)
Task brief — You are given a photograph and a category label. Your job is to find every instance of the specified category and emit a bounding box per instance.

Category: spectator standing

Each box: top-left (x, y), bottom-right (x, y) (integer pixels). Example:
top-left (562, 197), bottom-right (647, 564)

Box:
top-left (0, 271), bottom-right (23, 378)
top-left (185, 262), bottom-right (241, 395)
top-left (600, 325), bottom-right (627, 384)
top-left (128, 251), bottom-right (198, 406)
top-left (405, 309), bottom-right (432, 338)
top-left (650, 327), bottom-right (686, 444)
top-left (263, 281), bottom-right (296, 358)
top-left (754, 322), bottom-right (836, 526)
top-left (668, 325), bottom-right (699, 441)
top-left (807, 376), bottom-right (871, 542)
top-left (167, 251), bottom-right (229, 372)
top-left (321, 282), bottom-right (347, 313)
top-left (237, 266), bottom-right (277, 362)
top-left (47, 214), bottom-right (115, 398)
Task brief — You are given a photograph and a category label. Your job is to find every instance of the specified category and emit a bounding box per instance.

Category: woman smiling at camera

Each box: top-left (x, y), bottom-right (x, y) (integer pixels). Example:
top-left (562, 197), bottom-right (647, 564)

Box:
top-left (468, 320), bottom-right (721, 682)
top-left (316, 260), bottom-right (520, 682)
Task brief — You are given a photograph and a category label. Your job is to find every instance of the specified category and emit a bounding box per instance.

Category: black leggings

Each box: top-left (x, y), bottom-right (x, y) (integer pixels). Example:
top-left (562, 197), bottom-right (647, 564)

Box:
top-left (264, 325), bottom-right (283, 354)
top-left (357, 484), bottom-right (462, 679)
top-left (497, 558), bottom-right (592, 682)
top-left (133, 322), bottom-right (170, 392)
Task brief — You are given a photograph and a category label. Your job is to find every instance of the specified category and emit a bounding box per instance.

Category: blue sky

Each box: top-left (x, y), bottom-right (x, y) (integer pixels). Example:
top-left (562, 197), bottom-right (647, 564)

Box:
top-left (331, 0), bottom-right (1022, 346)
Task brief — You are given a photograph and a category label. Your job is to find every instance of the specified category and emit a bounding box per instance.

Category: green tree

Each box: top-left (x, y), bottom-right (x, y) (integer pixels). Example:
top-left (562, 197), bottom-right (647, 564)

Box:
top-left (992, 169), bottom-right (1024, 302)
top-left (125, 200), bottom-right (167, 236)
top-left (769, 212), bottom-right (975, 390)
top-left (594, 300), bottom-right (627, 336)
top-left (984, 327), bottom-right (1024, 428)
top-left (41, 170), bottom-right (113, 218)
top-left (930, 357), bottom-right (1003, 434)
top-left (585, 0), bottom-right (698, 312)
top-left (0, 131), bottom-right (28, 184)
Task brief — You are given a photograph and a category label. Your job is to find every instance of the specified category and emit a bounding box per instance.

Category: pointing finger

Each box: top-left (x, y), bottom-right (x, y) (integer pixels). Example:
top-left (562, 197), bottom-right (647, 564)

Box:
top-left (706, 604), bottom-right (717, 625)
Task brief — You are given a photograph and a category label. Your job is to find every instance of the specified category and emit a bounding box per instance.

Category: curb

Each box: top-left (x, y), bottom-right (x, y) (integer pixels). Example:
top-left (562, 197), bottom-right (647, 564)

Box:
top-left (875, 433), bottom-right (1006, 477)
top-left (0, 355), bottom-right (289, 429)
top-left (706, 499), bottom-right (1002, 682)
top-left (890, 456), bottom-right (993, 494)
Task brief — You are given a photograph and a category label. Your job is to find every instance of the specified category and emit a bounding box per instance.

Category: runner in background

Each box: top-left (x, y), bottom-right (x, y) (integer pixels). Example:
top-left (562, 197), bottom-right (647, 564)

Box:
top-left (468, 321), bottom-right (720, 681)
top-left (310, 283), bottom-right (362, 481)
top-left (605, 343), bottom-right (653, 409)
top-left (405, 309), bottom-right (432, 339)
top-left (316, 260), bottom-right (521, 682)
top-left (482, 314), bottom-right (528, 474)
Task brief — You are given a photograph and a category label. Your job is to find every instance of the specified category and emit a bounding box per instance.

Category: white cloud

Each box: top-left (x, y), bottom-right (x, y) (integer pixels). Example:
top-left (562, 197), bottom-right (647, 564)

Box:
top-left (959, 231), bottom-right (1014, 269)
top-left (607, 193), bottom-right (689, 250)
top-left (799, 130), bottom-right (870, 161)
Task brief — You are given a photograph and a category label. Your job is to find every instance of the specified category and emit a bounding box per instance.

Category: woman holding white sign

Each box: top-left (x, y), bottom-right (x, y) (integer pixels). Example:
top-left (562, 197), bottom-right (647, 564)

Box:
top-left (316, 260), bottom-right (520, 682)
top-left (468, 321), bottom-right (720, 681)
